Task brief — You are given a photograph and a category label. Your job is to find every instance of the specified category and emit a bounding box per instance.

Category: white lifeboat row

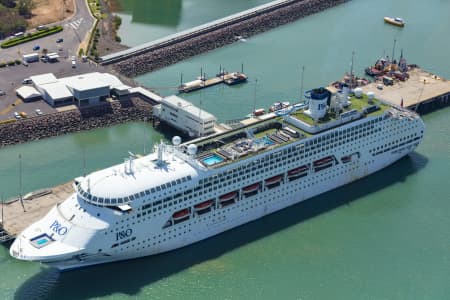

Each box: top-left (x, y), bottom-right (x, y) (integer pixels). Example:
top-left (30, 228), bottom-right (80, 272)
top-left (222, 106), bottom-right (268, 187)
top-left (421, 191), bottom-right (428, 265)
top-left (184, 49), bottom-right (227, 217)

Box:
top-left (165, 157), bottom-right (348, 228)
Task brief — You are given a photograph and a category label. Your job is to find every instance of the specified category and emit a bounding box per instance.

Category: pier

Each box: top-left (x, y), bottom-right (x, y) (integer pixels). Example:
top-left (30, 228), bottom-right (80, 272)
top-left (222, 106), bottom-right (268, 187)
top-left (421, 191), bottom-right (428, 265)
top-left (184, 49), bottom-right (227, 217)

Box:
top-left (360, 68), bottom-right (450, 114)
top-left (178, 72), bottom-right (248, 93)
top-left (0, 182), bottom-right (73, 242)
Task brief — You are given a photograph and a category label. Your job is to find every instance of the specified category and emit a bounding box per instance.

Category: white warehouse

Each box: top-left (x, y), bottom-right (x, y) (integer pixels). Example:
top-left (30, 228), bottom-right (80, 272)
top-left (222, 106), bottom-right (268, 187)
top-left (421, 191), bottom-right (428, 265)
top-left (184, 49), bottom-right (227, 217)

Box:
top-left (153, 95), bottom-right (217, 137)
top-left (28, 72), bottom-right (130, 107)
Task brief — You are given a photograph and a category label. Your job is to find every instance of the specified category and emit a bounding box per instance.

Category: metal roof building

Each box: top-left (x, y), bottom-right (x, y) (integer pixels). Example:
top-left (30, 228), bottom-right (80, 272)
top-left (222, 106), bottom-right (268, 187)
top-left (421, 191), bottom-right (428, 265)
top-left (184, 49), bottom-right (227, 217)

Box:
top-left (27, 72), bottom-right (130, 107)
top-left (16, 86), bottom-right (41, 101)
top-left (153, 95), bottom-right (217, 137)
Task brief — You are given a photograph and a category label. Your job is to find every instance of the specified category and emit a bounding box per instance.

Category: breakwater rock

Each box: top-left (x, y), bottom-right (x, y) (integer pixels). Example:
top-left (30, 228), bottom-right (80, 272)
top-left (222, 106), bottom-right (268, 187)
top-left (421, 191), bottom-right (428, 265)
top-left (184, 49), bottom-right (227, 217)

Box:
top-left (114, 0), bottom-right (349, 77)
top-left (0, 98), bottom-right (153, 147)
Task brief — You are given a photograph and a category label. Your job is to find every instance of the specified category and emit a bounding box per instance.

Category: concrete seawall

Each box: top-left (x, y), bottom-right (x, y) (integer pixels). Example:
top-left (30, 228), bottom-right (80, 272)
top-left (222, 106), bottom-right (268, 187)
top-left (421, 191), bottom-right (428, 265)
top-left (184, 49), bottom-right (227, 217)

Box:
top-left (0, 98), bottom-right (153, 148)
top-left (113, 0), bottom-right (350, 77)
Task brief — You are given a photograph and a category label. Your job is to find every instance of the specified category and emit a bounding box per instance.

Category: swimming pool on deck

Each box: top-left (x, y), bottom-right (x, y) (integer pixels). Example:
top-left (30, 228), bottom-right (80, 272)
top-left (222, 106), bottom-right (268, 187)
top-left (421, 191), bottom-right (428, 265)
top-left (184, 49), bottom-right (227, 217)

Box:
top-left (202, 154), bottom-right (225, 166)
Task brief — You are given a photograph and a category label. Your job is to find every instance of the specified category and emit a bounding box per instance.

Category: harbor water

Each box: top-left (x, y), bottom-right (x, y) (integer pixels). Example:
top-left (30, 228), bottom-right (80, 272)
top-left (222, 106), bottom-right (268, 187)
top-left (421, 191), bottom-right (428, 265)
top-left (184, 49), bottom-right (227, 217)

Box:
top-left (1, 0), bottom-right (450, 298)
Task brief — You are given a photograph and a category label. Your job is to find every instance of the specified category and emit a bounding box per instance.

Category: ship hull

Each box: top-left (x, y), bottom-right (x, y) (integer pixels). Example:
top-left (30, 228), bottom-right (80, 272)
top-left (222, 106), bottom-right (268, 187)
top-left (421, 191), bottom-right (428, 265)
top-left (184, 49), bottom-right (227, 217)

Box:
top-left (49, 139), bottom-right (420, 271)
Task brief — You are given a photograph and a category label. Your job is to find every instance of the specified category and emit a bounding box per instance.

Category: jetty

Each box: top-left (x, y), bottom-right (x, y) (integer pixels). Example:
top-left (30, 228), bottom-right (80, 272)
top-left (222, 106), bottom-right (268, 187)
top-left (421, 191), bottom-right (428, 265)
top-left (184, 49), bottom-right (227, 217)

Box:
top-left (105, 0), bottom-right (350, 77)
top-left (0, 181), bottom-right (73, 242)
top-left (178, 71), bottom-right (248, 93)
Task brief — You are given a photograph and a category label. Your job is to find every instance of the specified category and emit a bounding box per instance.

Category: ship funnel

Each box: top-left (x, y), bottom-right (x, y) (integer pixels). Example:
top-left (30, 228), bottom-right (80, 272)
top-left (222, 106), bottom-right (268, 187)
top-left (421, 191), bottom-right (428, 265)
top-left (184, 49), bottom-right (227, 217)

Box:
top-left (304, 87), bottom-right (329, 121)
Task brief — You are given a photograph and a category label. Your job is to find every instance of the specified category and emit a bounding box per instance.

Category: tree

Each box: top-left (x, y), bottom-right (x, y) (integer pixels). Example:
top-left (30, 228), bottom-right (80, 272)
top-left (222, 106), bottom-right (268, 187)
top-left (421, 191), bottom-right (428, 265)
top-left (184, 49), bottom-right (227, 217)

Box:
top-left (17, 0), bottom-right (35, 17)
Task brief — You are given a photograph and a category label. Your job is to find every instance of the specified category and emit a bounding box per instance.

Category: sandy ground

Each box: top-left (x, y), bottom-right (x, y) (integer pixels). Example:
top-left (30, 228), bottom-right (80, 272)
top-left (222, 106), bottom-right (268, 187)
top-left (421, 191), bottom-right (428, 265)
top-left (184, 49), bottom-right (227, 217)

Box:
top-left (27, 0), bottom-right (75, 28)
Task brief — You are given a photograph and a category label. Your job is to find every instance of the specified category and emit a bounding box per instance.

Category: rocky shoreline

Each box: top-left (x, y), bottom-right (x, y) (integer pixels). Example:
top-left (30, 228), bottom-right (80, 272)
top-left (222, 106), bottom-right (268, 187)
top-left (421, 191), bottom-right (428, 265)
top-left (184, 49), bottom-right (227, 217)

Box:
top-left (0, 98), bottom-right (152, 148)
top-left (114, 0), bottom-right (349, 77)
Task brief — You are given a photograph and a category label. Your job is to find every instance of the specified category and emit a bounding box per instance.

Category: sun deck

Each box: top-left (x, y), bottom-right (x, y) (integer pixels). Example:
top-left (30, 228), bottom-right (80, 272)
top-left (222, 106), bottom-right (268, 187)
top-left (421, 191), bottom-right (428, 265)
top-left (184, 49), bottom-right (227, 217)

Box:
top-left (189, 93), bottom-right (390, 169)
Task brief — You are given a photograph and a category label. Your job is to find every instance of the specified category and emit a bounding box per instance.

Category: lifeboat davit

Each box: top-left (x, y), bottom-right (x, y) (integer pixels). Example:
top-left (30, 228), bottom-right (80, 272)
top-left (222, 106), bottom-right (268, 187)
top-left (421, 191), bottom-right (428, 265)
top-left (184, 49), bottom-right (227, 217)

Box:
top-left (288, 165), bottom-right (308, 176)
top-left (194, 200), bottom-right (214, 211)
top-left (172, 209), bottom-right (190, 220)
top-left (265, 175), bottom-right (282, 185)
top-left (219, 191), bottom-right (238, 202)
top-left (243, 183), bottom-right (260, 193)
top-left (313, 156), bottom-right (333, 166)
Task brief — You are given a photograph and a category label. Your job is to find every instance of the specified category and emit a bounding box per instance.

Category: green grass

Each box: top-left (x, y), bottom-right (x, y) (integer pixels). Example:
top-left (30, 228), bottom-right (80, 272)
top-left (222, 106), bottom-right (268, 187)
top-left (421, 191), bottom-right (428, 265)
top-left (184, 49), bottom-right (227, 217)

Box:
top-left (1, 26), bottom-right (63, 48)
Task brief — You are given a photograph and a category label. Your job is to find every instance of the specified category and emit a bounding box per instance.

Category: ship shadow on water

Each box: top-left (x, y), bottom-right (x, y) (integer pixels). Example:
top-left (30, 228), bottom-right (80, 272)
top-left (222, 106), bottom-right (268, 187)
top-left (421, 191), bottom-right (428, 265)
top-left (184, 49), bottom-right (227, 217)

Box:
top-left (14, 152), bottom-right (428, 300)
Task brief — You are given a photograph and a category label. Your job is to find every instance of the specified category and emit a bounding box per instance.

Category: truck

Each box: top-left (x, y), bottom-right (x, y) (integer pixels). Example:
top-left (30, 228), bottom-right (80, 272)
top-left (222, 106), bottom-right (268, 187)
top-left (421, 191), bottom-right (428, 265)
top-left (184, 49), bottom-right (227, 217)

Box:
top-left (22, 53), bottom-right (39, 63)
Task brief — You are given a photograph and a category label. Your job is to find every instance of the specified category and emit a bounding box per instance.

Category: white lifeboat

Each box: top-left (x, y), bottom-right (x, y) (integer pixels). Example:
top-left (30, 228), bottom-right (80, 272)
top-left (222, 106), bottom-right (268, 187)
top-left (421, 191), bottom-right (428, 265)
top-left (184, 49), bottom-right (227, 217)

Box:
top-left (288, 165), bottom-right (308, 177)
top-left (265, 175), bottom-right (282, 185)
top-left (243, 183), bottom-right (260, 194)
top-left (219, 191), bottom-right (238, 202)
top-left (172, 208), bottom-right (190, 221)
top-left (194, 200), bottom-right (214, 211)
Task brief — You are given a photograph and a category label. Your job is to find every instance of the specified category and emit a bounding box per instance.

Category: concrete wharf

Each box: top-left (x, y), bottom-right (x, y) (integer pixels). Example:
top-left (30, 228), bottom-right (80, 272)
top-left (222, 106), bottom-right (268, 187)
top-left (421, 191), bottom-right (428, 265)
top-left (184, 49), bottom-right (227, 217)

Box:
top-left (360, 68), bottom-right (450, 114)
top-left (0, 181), bottom-right (73, 242)
top-left (178, 72), bottom-right (248, 93)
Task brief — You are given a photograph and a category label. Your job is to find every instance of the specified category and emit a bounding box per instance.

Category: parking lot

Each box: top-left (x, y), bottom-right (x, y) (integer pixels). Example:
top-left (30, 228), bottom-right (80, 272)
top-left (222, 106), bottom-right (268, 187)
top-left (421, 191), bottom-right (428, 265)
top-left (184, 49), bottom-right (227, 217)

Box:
top-left (0, 58), bottom-right (111, 121)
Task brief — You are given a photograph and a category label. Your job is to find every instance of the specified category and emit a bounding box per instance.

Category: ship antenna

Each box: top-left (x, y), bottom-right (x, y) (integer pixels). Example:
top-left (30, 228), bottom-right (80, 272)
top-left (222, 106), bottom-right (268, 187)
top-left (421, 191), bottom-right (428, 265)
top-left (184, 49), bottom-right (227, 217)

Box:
top-left (18, 154), bottom-right (25, 212)
top-left (300, 66), bottom-right (305, 103)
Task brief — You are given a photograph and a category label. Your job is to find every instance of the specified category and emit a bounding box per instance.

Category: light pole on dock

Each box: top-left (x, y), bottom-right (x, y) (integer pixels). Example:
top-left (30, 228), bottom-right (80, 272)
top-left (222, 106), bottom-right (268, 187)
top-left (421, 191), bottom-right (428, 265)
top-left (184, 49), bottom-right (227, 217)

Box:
top-left (300, 66), bottom-right (305, 103)
top-left (252, 78), bottom-right (258, 116)
top-left (392, 39), bottom-right (397, 62)
top-left (143, 117), bottom-right (148, 154)
top-left (19, 154), bottom-right (25, 212)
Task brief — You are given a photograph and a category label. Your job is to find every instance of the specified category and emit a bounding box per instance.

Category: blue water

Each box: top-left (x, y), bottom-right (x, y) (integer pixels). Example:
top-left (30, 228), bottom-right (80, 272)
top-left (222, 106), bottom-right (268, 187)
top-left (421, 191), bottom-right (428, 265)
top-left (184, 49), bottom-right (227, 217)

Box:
top-left (202, 154), bottom-right (224, 166)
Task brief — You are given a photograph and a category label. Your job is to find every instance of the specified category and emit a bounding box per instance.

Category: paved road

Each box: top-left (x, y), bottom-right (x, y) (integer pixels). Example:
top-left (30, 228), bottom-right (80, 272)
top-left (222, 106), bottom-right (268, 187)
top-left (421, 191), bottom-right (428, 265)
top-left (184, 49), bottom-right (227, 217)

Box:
top-left (0, 0), bottom-right (95, 62)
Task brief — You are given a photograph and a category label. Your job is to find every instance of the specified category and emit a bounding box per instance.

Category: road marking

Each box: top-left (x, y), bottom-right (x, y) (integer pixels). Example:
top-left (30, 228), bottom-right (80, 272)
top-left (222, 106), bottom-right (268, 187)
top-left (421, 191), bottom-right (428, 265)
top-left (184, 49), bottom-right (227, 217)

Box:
top-left (66, 17), bottom-right (84, 30)
top-left (0, 99), bottom-right (23, 116)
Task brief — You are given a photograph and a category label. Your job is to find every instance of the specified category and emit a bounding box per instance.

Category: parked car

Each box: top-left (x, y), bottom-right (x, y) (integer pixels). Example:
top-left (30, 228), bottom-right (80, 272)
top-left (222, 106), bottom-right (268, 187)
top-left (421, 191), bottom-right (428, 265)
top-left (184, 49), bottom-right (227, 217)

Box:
top-left (22, 78), bottom-right (32, 84)
top-left (14, 112), bottom-right (21, 119)
top-left (37, 25), bottom-right (48, 31)
top-left (33, 45), bottom-right (40, 51)
top-left (35, 109), bottom-right (43, 115)
top-left (71, 60), bottom-right (77, 68)
top-left (22, 60), bottom-right (29, 67)
top-left (56, 38), bottom-right (64, 43)
top-left (0, 90), bottom-right (5, 96)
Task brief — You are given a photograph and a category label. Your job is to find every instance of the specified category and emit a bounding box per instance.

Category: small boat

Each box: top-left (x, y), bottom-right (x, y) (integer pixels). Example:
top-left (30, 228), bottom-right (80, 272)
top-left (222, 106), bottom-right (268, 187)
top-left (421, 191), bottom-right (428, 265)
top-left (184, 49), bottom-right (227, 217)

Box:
top-left (172, 208), bottom-right (190, 220)
top-left (384, 17), bottom-right (405, 27)
top-left (224, 72), bottom-right (248, 85)
top-left (265, 175), bottom-right (283, 185)
top-left (253, 108), bottom-right (265, 116)
top-left (219, 191), bottom-right (238, 202)
top-left (269, 101), bottom-right (290, 112)
top-left (194, 200), bottom-right (214, 211)
top-left (243, 183), bottom-right (260, 193)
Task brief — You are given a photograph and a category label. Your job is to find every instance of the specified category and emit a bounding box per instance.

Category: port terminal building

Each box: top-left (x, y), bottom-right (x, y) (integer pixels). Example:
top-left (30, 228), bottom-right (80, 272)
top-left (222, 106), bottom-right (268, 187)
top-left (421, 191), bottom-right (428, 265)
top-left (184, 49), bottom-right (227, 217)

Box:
top-left (24, 72), bottom-right (131, 106)
top-left (153, 95), bottom-right (217, 137)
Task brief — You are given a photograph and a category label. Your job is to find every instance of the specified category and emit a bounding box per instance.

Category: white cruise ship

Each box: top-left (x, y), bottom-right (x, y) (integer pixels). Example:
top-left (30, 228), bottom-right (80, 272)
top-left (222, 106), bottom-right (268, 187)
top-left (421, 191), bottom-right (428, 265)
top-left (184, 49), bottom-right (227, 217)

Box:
top-left (10, 87), bottom-right (425, 270)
